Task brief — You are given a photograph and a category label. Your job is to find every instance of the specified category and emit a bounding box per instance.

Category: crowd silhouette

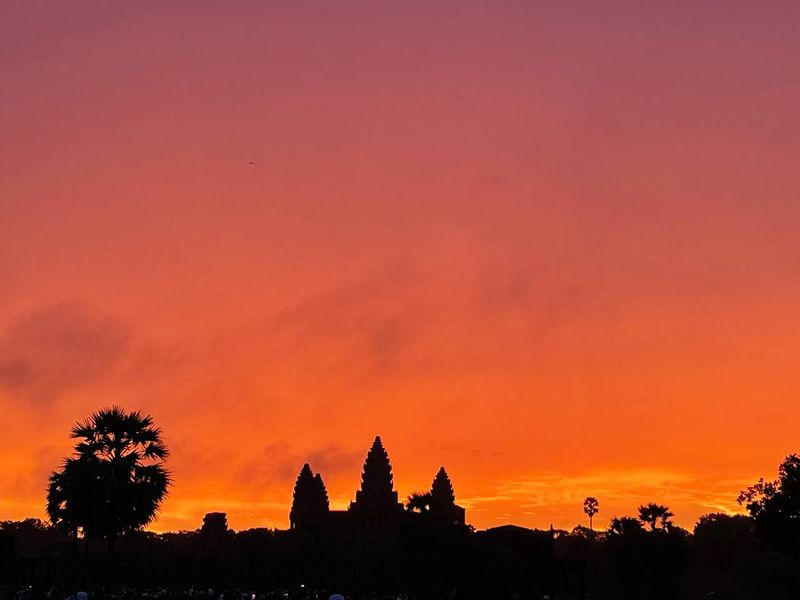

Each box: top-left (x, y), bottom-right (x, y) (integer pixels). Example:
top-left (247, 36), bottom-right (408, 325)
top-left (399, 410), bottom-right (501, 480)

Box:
top-left (1, 407), bottom-right (799, 599)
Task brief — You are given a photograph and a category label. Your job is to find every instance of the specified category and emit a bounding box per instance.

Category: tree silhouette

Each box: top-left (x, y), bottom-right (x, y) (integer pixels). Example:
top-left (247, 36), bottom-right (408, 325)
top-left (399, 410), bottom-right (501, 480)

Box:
top-left (638, 503), bottom-right (674, 531)
top-left (47, 406), bottom-right (170, 558)
top-left (584, 496), bottom-right (599, 530)
top-left (406, 492), bottom-right (432, 513)
top-left (693, 513), bottom-right (757, 574)
top-left (47, 458), bottom-right (87, 538)
top-left (738, 453), bottom-right (800, 556)
top-left (46, 455), bottom-right (103, 555)
top-left (606, 513), bottom-right (691, 600)
top-left (609, 516), bottom-right (644, 537)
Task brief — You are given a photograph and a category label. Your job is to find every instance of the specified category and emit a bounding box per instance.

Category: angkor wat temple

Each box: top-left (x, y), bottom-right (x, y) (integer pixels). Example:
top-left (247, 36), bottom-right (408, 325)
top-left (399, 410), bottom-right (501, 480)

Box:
top-left (289, 436), bottom-right (466, 533)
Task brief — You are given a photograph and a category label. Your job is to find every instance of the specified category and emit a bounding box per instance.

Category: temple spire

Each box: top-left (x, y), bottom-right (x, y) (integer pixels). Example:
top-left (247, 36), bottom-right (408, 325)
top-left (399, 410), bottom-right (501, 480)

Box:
top-left (431, 466), bottom-right (456, 506)
top-left (290, 463), bottom-right (329, 529)
top-left (354, 435), bottom-right (399, 508)
top-left (314, 473), bottom-right (329, 510)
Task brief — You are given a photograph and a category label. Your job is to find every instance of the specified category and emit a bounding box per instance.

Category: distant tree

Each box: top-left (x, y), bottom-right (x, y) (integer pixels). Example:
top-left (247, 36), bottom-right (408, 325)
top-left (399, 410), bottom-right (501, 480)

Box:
top-left (571, 524), bottom-right (602, 541)
top-left (406, 492), bottom-right (432, 514)
top-left (584, 496), bottom-right (599, 530)
top-left (638, 503), bottom-right (674, 531)
top-left (606, 513), bottom-right (691, 600)
top-left (47, 406), bottom-right (170, 558)
top-left (0, 518), bottom-right (68, 572)
top-left (606, 517), bottom-right (647, 597)
top-left (738, 453), bottom-right (800, 556)
top-left (609, 516), bottom-right (644, 537)
top-left (692, 513), bottom-right (758, 574)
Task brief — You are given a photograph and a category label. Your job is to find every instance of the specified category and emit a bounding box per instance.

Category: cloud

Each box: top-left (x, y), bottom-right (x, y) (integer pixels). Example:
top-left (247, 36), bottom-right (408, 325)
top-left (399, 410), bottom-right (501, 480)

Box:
top-left (233, 441), bottom-right (362, 491)
top-left (0, 302), bottom-right (133, 403)
top-left (215, 260), bottom-right (444, 395)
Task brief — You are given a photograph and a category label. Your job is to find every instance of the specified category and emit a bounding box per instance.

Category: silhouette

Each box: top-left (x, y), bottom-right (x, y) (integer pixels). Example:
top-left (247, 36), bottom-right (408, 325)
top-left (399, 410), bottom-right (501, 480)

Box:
top-left (583, 496), bottom-right (599, 531)
top-left (3, 422), bottom-right (797, 597)
top-left (201, 512), bottom-right (230, 536)
top-left (288, 436), bottom-right (466, 536)
top-left (405, 491), bottom-right (432, 513)
top-left (289, 464), bottom-right (329, 530)
top-left (739, 453), bottom-right (800, 557)
top-left (429, 466), bottom-right (466, 526)
top-left (46, 407), bottom-right (170, 559)
top-left (689, 513), bottom-right (760, 598)
top-left (348, 435), bottom-right (405, 529)
top-left (46, 454), bottom-right (102, 548)
top-left (609, 516), bottom-right (644, 537)
top-left (638, 503), bottom-right (674, 531)
top-left (606, 507), bottom-right (691, 600)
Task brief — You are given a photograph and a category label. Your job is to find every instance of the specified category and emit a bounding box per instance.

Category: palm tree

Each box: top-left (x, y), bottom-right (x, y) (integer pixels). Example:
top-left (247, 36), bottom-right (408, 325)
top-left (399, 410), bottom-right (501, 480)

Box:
top-left (638, 503), bottom-right (674, 531)
top-left (47, 456), bottom-right (101, 545)
top-left (47, 406), bottom-right (171, 558)
top-left (406, 491), bottom-right (432, 514)
top-left (608, 516), bottom-right (644, 537)
top-left (583, 496), bottom-right (599, 531)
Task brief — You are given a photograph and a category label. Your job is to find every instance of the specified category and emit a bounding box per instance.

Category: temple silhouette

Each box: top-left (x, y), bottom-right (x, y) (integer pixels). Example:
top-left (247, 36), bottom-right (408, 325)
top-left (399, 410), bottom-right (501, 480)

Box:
top-left (289, 435), bottom-right (466, 533)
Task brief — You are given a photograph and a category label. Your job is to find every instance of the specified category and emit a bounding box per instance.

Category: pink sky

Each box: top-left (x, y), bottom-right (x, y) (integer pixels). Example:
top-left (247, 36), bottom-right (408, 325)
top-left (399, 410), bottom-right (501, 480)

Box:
top-left (1, 1), bottom-right (799, 532)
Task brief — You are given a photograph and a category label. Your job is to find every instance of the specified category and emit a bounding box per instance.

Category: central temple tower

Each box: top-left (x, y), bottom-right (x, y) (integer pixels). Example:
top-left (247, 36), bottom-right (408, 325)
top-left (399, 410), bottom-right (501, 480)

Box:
top-left (349, 436), bottom-right (404, 529)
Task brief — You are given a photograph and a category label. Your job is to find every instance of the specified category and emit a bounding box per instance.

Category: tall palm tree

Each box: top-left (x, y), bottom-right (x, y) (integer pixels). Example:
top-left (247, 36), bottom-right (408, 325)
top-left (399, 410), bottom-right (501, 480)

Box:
top-left (583, 496), bottom-right (599, 531)
top-left (47, 406), bottom-right (171, 558)
top-left (638, 503), bottom-right (674, 531)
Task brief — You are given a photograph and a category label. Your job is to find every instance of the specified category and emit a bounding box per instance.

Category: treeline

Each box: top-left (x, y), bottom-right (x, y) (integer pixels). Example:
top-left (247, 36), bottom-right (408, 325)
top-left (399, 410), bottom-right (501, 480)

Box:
top-left (2, 502), bottom-right (800, 599)
top-left (2, 407), bottom-right (800, 599)
top-left (1, 518), bottom-right (550, 597)
top-left (555, 511), bottom-right (798, 599)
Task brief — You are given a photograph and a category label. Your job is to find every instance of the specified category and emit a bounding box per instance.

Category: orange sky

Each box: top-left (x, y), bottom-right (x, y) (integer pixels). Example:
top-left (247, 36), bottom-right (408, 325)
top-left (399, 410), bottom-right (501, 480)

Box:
top-left (2, 1), bottom-right (800, 533)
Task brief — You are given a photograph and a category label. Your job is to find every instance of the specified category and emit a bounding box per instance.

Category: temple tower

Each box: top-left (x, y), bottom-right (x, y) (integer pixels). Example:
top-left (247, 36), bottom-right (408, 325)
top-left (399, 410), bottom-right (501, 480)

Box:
top-left (349, 436), bottom-right (404, 529)
top-left (429, 466), bottom-right (466, 526)
top-left (314, 473), bottom-right (329, 509)
top-left (290, 463), bottom-right (329, 529)
top-left (431, 466), bottom-right (456, 507)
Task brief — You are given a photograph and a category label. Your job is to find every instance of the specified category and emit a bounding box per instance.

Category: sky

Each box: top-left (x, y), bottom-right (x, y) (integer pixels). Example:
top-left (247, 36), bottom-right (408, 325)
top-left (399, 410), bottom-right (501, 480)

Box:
top-left (1, 0), bottom-right (799, 533)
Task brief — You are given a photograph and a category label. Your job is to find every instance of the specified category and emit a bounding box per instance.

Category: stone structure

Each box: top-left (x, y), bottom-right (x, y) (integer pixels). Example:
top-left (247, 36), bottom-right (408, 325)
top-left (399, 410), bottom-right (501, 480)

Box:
top-left (429, 466), bottom-right (466, 526)
top-left (289, 463), bottom-right (329, 530)
top-left (289, 435), bottom-right (466, 533)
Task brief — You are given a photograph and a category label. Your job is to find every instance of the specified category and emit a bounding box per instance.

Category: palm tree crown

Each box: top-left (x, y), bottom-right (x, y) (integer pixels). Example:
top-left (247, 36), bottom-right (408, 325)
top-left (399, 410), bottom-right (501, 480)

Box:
top-left (638, 502), bottom-right (674, 531)
top-left (584, 496), bottom-right (600, 530)
top-left (47, 406), bottom-right (170, 553)
top-left (406, 492), bottom-right (432, 513)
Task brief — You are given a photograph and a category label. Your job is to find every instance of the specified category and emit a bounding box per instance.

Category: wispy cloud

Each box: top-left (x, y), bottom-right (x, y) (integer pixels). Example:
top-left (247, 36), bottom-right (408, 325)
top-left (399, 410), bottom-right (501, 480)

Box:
top-left (0, 302), bottom-right (132, 403)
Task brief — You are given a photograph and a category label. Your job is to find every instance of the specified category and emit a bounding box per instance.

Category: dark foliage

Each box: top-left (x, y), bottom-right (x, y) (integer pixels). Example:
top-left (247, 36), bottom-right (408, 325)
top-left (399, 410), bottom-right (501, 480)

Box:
top-left (46, 407), bottom-right (170, 556)
top-left (739, 453), bottom-right (800, 557)
top-left (603, 511), bottom-right (691, 600)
